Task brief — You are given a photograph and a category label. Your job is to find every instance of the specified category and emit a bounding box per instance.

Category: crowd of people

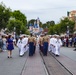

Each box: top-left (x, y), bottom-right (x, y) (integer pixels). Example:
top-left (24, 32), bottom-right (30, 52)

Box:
top-left (0, 33), bottom-right (76, 58)
top-left (39, 34), bottom-right (62, 56)
top-left (17, 33), bottom-right (63, 57)
top-left (61, 35), bottom-right (76, 48)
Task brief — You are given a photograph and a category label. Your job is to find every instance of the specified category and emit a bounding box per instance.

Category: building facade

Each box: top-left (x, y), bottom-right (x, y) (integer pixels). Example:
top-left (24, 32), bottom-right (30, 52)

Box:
top-left (68, 10), bottom-right (76, 30)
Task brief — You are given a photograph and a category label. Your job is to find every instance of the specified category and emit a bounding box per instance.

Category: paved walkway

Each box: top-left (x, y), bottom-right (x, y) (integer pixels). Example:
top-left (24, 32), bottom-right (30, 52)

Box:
top-left (1, 46), bottom-right (76, 75)
top-left (41, 52), bottom-right (72, 75)
top-left (0, 47), bottom-right (28, 75)
top-left (21, 46), bottom-right (48, 75)
top-left (54, 47), bottom-right (76, 75)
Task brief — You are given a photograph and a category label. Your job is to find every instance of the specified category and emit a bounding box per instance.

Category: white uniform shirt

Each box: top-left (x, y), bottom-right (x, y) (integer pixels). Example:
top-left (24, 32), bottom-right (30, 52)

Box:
top-left (17, 39), bottom-right (22, 49)
top-left (22, 37), bottom-right (28, 45)
top-left (56, 39), bottom-right (62, 47)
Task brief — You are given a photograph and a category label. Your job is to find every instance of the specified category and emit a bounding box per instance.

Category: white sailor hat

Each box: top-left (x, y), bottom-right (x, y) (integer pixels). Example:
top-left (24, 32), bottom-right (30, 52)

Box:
top-left (19, 35), bottom-right (23, 37)
top-left (56, 35), bottom-right (60, 37)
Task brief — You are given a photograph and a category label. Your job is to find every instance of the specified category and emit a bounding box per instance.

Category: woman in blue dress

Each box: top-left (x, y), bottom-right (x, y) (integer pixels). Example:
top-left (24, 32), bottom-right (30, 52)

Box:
top-left (6, 35), bottom-right (14, 58)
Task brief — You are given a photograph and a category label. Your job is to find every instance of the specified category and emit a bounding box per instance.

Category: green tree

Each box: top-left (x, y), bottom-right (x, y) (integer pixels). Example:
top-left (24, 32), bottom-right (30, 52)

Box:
top-left (53, 24), bottom-right (61, 35)
top-left (46, 20), bottom-right (55, 28)
top-left (39, 21), bottom-right (43, 28)
top-left (48, 26), bottom-right (54, 35)
top-left (42, 23), bottom-right (47, 29)
top-left (7, 20), bottom-right (27, 35)
top-left (59, 18), bottom-right (75, 34)
top-left (28, 19), bottom-right (36, 26)
top-left (8, 10), bottom-right (29, 35)
top-left (11, 10), bottom-right (27, 26)
top-left (0, 2), bottom-right (11, 30)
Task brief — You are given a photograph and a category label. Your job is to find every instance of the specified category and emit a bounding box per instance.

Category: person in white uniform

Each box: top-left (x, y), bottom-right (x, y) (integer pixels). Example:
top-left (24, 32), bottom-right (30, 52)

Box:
top-left (50, 35), bottom-right (57, 54)
top-left (55, 35), bottom-right (62, 56)
top-left (22, 35), bottom-right (28, 53)
top-left (19, 35), bottom-right (28, 56)
top-left (17, 35), bottom-right (23, 56)
top-left (48, 35), bottom-right (52, 52)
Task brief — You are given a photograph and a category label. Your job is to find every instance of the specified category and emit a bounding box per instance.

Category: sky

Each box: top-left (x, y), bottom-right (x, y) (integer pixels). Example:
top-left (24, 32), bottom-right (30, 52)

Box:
top-left (0, 0), bottom-right (76, 23)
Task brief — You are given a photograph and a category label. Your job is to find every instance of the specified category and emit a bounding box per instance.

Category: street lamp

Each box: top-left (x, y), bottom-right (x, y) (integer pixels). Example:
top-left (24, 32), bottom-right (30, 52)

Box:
top-left (9, 17), bottom-right (15, 21)
top-left (20, 31), bottom-right (22, 35)
top-left (14, 27), bottom-right (16, 31)
top-left (66, 25), bottom-right (69, 37)
top-left (13, 27), bottom-right (16, 45)
top-left (14, 27), bottom-right (16, 39)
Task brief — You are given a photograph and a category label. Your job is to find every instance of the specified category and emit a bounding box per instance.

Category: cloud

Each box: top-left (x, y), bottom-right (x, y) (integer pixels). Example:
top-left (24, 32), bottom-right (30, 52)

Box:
top-left (0, 0), bottom-right (76, 23)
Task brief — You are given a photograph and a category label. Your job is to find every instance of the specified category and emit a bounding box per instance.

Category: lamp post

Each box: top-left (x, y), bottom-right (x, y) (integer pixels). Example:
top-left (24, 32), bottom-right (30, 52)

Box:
top-left (9, 17), bottom-right (15, 21)
top-left (20, 31), bottom-right (22, 35)
top-left (13, 27), bottom-right (16, 45)
top-left (66, 25), bottom-right (69, 37)
top-left (14, 27), bottom-right (16, 39)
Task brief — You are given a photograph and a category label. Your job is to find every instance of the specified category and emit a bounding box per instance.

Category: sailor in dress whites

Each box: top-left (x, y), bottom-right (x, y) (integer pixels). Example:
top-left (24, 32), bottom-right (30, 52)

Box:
top-left (49, 35), bottom-right (56, 54)
top-left (48, 35), bottom-right (52, 52)
top-left (17, 35), bottom-right (22, 55)
top-left (55, 35), bottom-right (62, 56)
top-left (17, 34), bottom-right (29, 57)
top-left (22, 35), bottom-right (28, 53)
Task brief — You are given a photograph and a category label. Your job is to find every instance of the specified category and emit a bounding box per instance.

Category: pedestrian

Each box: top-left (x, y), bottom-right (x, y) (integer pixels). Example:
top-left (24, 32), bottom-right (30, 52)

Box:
top-left (63, 37), bottom-right (66, 46)
top-left (69, 37), bottom-right (73, 47)
top-left (0, 35), bottom-right (3, 52)
top-left (55, 35), bottom-right (62, 56)
top-left (2, 35), bottom-right (7, 51)
top-left (50, 35), bottom-right (57, 54)
top-left (22, 35), bottom-right (28, 54)
top-left (39, 34), bottom-right (44, 53)
top-left (33, 35), bottom-right (36, 54)
top-left (43, 33), bottom-right (49, 56)
top-left (48, 35), bottom-right (52, 52)
top-left (28, 33), bottom-right (35, 56)
top-left (6, 34), bottom-right (14, 58)
top-left (17, 35), bottom-right (23, 56)
top-left (66, 37), bottom-right (69, 47)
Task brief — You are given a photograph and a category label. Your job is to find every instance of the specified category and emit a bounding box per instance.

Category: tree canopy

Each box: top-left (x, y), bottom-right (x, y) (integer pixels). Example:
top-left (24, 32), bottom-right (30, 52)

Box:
top-left (48, 18), bottom-right (75, 35)
top-left (11, 10), bottom-right (27, 26)
top-left (0, 2), bottom-right (11, 30)
top-left (59, 18), bottom-right (75, 34)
